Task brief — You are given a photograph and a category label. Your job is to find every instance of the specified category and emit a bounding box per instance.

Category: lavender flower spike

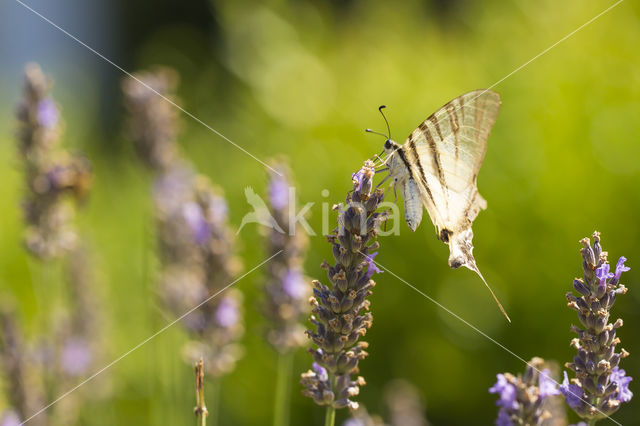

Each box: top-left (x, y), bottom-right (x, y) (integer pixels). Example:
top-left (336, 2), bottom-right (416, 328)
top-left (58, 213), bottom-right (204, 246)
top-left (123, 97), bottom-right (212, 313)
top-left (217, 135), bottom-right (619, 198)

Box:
top-left (562, 232), bottom-right (632, 422)
top-left (263, 161), bottom-right (310, 352)
top-left (16, 63), bottom-right (92, 259)
top-left (301, 160), bottom-right (388, 412)
top-left (489, 357), bottom-right (560, 425)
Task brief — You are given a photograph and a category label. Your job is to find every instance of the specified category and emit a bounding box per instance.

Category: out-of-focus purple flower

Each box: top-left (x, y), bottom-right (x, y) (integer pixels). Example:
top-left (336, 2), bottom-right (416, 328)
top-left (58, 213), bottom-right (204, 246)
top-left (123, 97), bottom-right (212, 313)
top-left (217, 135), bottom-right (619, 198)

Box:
top-left (282, 269), bottom-right (306, 300)
top-left (538, 369), bottom-right (560, 398)
top-left (36, 98), bottom-right (59, 128)
top-left (610, 367), bottom-right (633, 403)
top-left (61, 338), bottom-right (92, 377)
top-left (208, 195), bottom-right (228, 224)
top-left (269, 175), bottom-right (289, 210)
top-left (0, 410), bottom-right (21, 426)
top-left (183, 202), bottom-right (211, 245)
top-left (490, 359), bottom-right (561, 426)
top-left (365, 252), bottom-right (383, 278)
top-left (342, 419), bottom-right (366, 426)
top-left (560, 371), bottom-right (583, 411)
top-left (495, 410), bottom-right (512, 426)
top-left (215, 296), bottom-right (239, 328)
top-left (489, 374), bottom-right (517, 410)
top-left (263, 161), bottom-right (310, 352)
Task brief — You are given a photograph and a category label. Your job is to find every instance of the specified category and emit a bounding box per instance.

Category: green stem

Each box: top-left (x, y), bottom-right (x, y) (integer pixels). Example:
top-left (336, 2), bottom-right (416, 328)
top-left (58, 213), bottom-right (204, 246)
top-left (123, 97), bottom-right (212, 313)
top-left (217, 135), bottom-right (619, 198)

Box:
top-left (273, 352), bottom-right (294, 426)
top-left (208, 378), bottom-right (221, 426)
top-left (588, 419), bottom-right (598, 426)
top-left (324, 406), bottom-right (335, 426)
top-left (324, 374), bottom-right (337, 426)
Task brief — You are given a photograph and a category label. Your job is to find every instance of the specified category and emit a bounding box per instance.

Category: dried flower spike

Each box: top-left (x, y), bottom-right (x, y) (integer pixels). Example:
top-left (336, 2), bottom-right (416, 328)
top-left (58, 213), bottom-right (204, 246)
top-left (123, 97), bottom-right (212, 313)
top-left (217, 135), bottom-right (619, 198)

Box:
top-left (560, 232), bottom-right (632, 422)
top-left (301, 160), bottom-right (388, 416)
top-left (121, 68), bottom-right (180, 172)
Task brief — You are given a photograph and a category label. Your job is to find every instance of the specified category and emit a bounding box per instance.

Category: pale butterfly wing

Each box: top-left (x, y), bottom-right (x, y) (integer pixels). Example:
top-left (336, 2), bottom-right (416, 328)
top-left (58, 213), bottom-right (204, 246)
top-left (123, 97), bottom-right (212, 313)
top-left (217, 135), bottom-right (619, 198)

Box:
top-left (400, 90), bottom-right (509, 321)
top-left (402, 89), bottom-right (500, 234)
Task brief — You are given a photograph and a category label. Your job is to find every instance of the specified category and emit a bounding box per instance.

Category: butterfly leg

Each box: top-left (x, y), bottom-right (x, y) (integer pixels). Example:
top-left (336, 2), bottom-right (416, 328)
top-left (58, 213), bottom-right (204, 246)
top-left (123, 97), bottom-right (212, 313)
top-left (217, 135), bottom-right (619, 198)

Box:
top-left (375, 171), bottom-right (391, 189)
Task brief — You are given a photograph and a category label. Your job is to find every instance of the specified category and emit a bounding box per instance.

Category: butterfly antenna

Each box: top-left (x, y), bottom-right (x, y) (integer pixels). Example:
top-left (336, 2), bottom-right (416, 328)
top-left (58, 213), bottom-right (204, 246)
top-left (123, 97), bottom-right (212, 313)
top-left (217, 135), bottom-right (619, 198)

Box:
top-left (365, 128), bottom-right (388, 139)
top-left (378, 105), bottom-right (391, 139)
top-left (468, 263), bottom-right (511, 323)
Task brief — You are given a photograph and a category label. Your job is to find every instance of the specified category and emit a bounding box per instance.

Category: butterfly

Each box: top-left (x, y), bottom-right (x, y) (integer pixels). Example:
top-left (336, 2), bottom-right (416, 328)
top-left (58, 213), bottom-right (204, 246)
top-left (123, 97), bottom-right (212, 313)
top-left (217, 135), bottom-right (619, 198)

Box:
top-left (374, 89), bottom-right (510, 322)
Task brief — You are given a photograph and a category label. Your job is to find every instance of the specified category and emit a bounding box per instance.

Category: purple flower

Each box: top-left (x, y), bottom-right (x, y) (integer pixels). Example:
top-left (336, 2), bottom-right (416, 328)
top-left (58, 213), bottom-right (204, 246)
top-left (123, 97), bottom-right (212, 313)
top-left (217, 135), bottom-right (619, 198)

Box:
top-left (282, 269), bottom-right (306, 300)
top-left (313, 362), bottom-right (328, 381)
top-left (610, 367), bottom-right (633, 403)
top-left (61, 337), bottom-right (92, 377)
top-left (489, 374), bottom-right (517, 410)
top-left (215, 296), bottom-right (239, 328)
top-left (538, 369), bottom-right (560, 398)
top-left (595, 263), bottom-right (613, 284)
top-left (183, 202), bottom-right (211, 244)
top-left (37, 98), bottom-right (59, 128)
top-left (365, 252), bottom-right (383, 279)
top-left (495, 409), bottom-right (512, 426)
top-left (560, 371), bottom-right (583, 410)
top-left (269, 175), bottom-right (289, 210)
top-left (351, 168), bottom-right (365, 192)
top-left (0, 411), bottom-right (21, 426)
top-left (614, 256), bottom-right (630, 281)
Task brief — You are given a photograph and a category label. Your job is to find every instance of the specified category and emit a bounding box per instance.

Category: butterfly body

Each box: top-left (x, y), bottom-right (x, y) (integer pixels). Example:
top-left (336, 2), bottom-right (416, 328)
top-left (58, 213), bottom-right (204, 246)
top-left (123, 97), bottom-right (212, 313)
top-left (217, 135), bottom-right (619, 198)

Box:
top-left (382, 89), bottom-right (509, 321)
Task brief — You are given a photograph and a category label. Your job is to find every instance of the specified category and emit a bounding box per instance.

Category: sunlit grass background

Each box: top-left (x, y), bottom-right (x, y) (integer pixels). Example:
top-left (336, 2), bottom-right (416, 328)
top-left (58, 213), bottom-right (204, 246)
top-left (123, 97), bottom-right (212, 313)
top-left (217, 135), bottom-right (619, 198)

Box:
top-left (1, 0), bottom-right (639, 424)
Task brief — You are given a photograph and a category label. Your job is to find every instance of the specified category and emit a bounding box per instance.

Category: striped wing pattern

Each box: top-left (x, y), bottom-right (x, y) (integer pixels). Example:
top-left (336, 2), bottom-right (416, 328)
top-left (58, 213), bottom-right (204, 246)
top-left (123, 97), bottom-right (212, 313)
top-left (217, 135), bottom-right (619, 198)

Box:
top-left (403, 90), bottom-right (501, 234)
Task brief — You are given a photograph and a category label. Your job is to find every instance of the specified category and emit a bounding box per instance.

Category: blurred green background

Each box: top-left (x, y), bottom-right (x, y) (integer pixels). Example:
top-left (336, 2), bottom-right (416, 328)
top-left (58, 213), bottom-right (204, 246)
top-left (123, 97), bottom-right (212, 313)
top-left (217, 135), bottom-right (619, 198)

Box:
top-left (1, 0), bottom-right (639, 424)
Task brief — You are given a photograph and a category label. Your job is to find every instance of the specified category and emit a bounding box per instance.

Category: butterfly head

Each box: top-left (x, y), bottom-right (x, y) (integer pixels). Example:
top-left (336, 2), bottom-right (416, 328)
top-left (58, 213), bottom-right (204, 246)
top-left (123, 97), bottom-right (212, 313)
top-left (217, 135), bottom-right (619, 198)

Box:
top-left (383, 138), bottom-right (399, 154)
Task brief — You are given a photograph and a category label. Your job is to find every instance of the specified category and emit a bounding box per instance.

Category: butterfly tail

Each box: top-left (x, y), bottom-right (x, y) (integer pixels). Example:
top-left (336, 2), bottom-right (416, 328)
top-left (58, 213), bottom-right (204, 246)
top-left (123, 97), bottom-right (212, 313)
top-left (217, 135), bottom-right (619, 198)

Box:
top-left (448, 229), bottom-right (511, 322)
top-left (465, 261), bottom-right (511, 323)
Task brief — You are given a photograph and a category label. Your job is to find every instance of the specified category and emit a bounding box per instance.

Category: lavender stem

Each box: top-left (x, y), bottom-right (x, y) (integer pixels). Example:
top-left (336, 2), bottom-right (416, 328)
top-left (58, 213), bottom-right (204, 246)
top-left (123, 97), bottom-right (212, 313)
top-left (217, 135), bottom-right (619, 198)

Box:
top-left (324, 377), bottom-right (336, 426)
top-left (194, 358), bottom-right (208, 426)
top-left (273, 352), bottom-right (294, 426)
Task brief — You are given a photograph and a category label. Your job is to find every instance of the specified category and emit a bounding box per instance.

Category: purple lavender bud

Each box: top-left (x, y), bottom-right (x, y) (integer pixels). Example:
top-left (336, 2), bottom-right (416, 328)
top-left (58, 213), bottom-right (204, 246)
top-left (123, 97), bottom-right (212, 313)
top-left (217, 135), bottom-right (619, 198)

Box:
top-left (573, 279), bottom-right (590, 296)
top-left (313, 362), bottom-right (329, 382)
top-left (60, 337), bottom-right (92, 377)
top-left (215, 296), bottom-right (240, 328)
top-left (36, 98), bottom-right (59, 128)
